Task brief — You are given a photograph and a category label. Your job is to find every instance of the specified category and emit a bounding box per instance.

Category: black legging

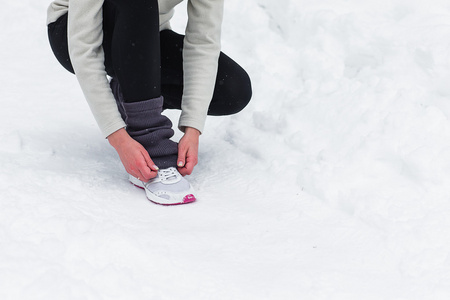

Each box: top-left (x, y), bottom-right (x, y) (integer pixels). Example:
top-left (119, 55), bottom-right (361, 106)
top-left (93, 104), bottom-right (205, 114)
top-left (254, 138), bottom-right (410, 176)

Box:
top-left (47, 0), bottom-right (252, 115)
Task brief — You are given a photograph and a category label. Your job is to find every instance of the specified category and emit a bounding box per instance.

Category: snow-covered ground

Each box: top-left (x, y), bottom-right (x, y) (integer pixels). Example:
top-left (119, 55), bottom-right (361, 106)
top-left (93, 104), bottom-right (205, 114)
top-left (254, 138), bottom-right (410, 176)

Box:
top-left (2, 0), bottom-right (450, 298)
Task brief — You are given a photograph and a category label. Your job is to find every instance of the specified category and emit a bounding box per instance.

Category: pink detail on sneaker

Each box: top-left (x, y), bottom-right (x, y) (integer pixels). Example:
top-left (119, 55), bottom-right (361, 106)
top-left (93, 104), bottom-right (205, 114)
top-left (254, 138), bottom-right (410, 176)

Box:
top-left (147, 194), bottom-right (196, 206)
top-left (133, 184), bottom-right (145, 190)
top-left (183, 194), bottom-right (196, 204)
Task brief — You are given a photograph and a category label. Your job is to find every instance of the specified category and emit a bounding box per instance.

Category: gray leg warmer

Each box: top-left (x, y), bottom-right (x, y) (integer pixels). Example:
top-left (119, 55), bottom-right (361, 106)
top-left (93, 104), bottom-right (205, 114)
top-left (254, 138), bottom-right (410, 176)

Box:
top-left (110, 78), bottom-right (178, 169)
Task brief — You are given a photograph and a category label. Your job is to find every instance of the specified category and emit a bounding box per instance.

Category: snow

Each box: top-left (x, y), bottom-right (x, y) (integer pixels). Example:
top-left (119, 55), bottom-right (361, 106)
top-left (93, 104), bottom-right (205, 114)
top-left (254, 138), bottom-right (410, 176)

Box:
top-left (2, 0), bottom-right (450, 298)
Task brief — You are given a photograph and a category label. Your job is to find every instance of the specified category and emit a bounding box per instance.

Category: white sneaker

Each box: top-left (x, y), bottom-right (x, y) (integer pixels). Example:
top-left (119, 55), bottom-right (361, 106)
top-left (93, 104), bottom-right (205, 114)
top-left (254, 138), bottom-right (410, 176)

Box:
top-left (129, 167), bottom-right (196, 205)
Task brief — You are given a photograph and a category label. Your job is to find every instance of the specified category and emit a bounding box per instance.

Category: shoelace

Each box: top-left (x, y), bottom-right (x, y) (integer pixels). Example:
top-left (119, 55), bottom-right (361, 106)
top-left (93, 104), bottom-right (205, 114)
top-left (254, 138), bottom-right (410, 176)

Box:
top-left (158, 167), bottom-right (180, 182)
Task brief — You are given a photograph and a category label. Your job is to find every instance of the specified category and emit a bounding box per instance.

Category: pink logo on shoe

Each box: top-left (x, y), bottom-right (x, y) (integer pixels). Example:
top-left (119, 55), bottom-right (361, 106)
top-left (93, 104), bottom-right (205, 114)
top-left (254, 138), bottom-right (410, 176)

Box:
top-left (183, 194), bottom-right (196, 203)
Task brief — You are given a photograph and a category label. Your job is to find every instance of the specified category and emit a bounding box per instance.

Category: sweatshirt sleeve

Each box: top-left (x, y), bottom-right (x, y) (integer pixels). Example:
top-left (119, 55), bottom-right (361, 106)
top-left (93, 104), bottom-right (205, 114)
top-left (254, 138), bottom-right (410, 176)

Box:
top-left (68, 0), bottom-right (126, 138)
top-left (178, 0), bottom-right (224, 133)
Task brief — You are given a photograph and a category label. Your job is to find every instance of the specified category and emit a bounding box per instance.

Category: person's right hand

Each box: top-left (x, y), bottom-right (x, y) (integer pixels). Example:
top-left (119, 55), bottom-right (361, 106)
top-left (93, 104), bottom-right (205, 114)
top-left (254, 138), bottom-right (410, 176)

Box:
top-left (107, 128), bottom-right (159, 182)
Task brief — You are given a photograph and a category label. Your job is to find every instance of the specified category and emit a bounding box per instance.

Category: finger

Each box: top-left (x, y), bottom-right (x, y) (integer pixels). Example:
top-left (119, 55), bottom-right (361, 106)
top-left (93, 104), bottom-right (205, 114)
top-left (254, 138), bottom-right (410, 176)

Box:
top-left (181, 152), bottom-right (197, 176)
top-left (137, 155), bottom-right (157, 182)
top-left (138, 169), bottom-right (157, 182)
top-left (139, 167), bottom-right (154, 182)
top-left (184, 161), bottom-right (195, 175)
top-left (185, 145), bottom-right (198, 166)
top-left (178, 163), bottom-right (194, 176)
top-left (178, 167), bottom-right (189, 176)
top-left (177, 143), bottom-right (187, 168)
top-left (128, 168), bottom-right (146, 182)
top-left (136, 160), bottom-right (158, 181)
top-left (141, 149), bottom-right (159, 172)
top-left (126, 167), bottom-right (140, 180)
top-left (135, 160), bottom-right (151, 182)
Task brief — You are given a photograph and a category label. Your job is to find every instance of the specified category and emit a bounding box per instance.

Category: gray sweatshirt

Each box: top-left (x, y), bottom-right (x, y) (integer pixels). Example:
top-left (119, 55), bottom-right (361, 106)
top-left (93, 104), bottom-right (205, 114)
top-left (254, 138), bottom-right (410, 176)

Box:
top-left (47, 0), bottom-right (224, 138)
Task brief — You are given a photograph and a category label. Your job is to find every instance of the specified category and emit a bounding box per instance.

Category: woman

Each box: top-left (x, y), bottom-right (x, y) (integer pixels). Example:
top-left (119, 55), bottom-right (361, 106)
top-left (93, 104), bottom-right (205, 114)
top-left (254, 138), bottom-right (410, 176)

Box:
top-left (47, 0), bottom-right (252, 205)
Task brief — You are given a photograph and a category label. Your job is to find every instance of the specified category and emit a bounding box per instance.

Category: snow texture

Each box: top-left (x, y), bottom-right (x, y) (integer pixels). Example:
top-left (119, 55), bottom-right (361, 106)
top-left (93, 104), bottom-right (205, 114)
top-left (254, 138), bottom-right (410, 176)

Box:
top-left (2, 0), bottom-right (450, 299)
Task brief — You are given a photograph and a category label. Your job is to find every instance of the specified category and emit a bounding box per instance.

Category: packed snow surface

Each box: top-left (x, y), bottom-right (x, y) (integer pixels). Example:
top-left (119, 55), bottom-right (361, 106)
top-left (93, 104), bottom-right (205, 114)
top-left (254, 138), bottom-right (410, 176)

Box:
top-left (2, 0), bottom-right (450, 299)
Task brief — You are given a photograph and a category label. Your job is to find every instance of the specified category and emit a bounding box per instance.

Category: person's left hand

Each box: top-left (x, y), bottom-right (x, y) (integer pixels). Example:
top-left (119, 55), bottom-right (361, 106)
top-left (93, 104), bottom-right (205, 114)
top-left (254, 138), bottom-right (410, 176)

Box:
top-left (177, 127), bottom-right (200, 176)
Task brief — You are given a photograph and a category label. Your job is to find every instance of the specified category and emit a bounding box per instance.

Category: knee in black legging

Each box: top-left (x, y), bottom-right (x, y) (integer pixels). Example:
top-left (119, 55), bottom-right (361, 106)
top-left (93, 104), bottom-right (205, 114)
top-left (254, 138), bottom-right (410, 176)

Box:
top-left (209, 56), bottom-right (252, 116)
top-left (227, 66), bottom-right (252, 114)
